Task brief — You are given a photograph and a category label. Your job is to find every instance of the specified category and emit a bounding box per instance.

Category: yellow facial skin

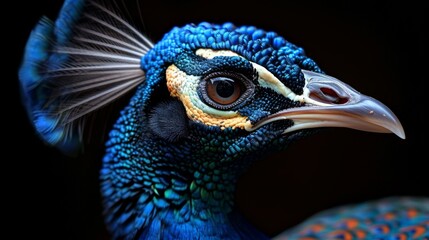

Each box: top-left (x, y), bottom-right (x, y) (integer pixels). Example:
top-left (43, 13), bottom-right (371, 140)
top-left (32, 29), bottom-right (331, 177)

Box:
top-left (166, 64), bottom-right (251, 130)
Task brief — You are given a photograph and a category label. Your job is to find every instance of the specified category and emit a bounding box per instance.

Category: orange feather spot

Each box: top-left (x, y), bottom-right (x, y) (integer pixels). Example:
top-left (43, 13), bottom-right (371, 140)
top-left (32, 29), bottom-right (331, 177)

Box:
top-left (311, 224), bottom-right (325, 233)
top-left (328, 230), bottom-right (353, 240)
top-left (395, 233), bottom-right (407, 240)
top-left (344, 219), bottom-right (359, 229)
top-left (373, 225), bottom-right (390, 234)
top-left (384, 212), bottom-right (395, 220)
top-left (355, 229), bottom-right (366, 239)
top-left (407, 208), bottom-right (418, 218)
top-left (300, 224), bottom-right (325, 235)
top-left (381, 225), bottom-right (390, 234)
top-left (412, 226), bottom-right (426, 238)
top-left (401, 226), bottom-right (426, 238)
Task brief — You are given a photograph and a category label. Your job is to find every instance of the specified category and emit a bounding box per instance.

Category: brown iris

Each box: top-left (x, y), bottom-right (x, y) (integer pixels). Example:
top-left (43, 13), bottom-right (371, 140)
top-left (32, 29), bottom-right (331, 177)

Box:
top-left (198, 71), bottom-right (255, 110)
top-left (206, 77), bottom-right (242, 105)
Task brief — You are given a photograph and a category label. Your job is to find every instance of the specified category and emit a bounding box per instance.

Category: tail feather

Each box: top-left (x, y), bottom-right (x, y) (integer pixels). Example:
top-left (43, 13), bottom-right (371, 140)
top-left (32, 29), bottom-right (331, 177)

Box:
top-left (18, 0), bottom-right (152, 153)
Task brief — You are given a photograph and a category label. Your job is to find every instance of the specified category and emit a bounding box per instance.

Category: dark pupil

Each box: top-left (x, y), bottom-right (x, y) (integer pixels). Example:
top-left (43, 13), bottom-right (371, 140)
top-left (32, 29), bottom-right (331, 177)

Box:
top-left (215, 80), bottom-right (235, 98)
top-left (203, 75), bottom-right (244, 107)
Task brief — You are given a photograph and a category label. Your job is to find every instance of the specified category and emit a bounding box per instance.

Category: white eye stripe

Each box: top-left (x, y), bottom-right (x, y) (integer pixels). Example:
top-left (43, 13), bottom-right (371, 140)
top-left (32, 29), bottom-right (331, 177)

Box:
top-left (251, 63), bottom-right (295, 100)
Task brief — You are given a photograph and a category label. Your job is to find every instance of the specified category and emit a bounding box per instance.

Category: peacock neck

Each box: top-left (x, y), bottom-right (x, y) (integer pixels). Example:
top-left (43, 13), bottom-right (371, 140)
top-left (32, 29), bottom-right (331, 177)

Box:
top-left (101, 128), bottom-right (269, 239)
top-left (132, 155), bottom-right (267, 239)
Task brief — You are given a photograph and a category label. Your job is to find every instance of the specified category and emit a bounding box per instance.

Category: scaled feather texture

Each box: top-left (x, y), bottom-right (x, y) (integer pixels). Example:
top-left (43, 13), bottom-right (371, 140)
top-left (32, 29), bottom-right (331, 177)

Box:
top-left (19, 0), bottom-right (428, 239)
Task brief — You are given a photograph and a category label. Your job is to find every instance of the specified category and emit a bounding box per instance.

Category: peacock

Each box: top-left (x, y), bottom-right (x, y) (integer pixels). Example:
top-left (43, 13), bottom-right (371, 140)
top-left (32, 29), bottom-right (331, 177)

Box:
top-left (19, 0), bottom-right (429, 239)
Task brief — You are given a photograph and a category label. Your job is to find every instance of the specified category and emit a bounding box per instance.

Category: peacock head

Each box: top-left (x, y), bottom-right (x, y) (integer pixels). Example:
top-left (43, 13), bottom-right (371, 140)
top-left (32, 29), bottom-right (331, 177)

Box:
top-left (118, 22), bottom-right (405, 170)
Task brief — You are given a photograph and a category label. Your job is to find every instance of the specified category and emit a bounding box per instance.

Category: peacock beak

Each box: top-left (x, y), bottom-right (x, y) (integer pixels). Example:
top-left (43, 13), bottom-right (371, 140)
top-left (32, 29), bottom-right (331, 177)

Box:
top-left (248, 70), bottom-right (405, 139)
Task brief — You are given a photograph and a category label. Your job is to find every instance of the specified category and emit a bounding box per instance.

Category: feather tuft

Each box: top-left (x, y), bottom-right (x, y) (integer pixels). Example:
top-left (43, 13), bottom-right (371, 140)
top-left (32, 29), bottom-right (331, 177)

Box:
top-left (19, 0), bottom-right (153, 153)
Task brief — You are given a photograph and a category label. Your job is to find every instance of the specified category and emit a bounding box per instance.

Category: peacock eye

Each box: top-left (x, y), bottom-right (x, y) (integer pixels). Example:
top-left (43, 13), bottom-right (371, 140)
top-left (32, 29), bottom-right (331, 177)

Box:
top-left (207, 77), bottom-right (241, 105)
top-left (198, 72), bottom-right (255, 110)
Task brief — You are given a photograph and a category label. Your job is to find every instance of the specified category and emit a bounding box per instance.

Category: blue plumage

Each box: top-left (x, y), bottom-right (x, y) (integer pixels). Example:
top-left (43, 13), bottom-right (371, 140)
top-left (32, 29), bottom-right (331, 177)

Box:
top-left (19, 0), bottom-right (87, 152)
top-left (19, 1), bottom-right (426, 239)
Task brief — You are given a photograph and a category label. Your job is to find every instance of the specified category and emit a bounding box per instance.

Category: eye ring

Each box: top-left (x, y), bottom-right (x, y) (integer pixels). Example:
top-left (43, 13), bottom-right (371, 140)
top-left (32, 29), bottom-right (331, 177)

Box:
top-left (198, 72), bottom-right (255, 111)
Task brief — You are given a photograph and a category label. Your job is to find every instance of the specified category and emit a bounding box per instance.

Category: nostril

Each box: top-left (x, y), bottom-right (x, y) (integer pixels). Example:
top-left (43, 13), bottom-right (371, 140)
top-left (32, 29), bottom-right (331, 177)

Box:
top-left (321, 88), bottom-right (349, 104)
top-left (320, 87), bottom-right (338, 99)
top-left (310, 87), bottom-right (349, 104)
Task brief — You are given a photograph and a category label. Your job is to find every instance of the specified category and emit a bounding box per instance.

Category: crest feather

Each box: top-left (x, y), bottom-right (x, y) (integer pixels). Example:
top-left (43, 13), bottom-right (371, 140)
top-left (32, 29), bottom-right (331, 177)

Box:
top-left (19, 0), bottom-right (153, 153)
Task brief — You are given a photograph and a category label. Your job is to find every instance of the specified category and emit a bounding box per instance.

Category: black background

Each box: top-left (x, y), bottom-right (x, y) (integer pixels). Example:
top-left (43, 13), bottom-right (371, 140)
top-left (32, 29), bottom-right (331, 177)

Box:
top-left (7, 0), bottom-right (427, 239)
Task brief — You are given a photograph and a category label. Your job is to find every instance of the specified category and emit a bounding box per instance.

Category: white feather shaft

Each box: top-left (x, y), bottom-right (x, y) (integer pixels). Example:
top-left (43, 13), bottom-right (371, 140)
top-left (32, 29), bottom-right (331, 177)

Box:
top-left (56, 48), bottom-right (141, 63)
top-left (50, 64), bottom-right (141, 73)
top-left (90, 1), bottom-right (154, 49)
top-left (84, 14), bottom-right (150, 52)
top-left (62, 78), bottom-right (144, 123)
top-left (58, 70), bottom-right (142, 87)
top-left (62, 73), bottom-right (143, 94)
top-left (76, 26), bottom-right (147, 55)
top-left (59, 78), bottom-right (142, 113)
top-left (74, 37), bottom-right (145, 57)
